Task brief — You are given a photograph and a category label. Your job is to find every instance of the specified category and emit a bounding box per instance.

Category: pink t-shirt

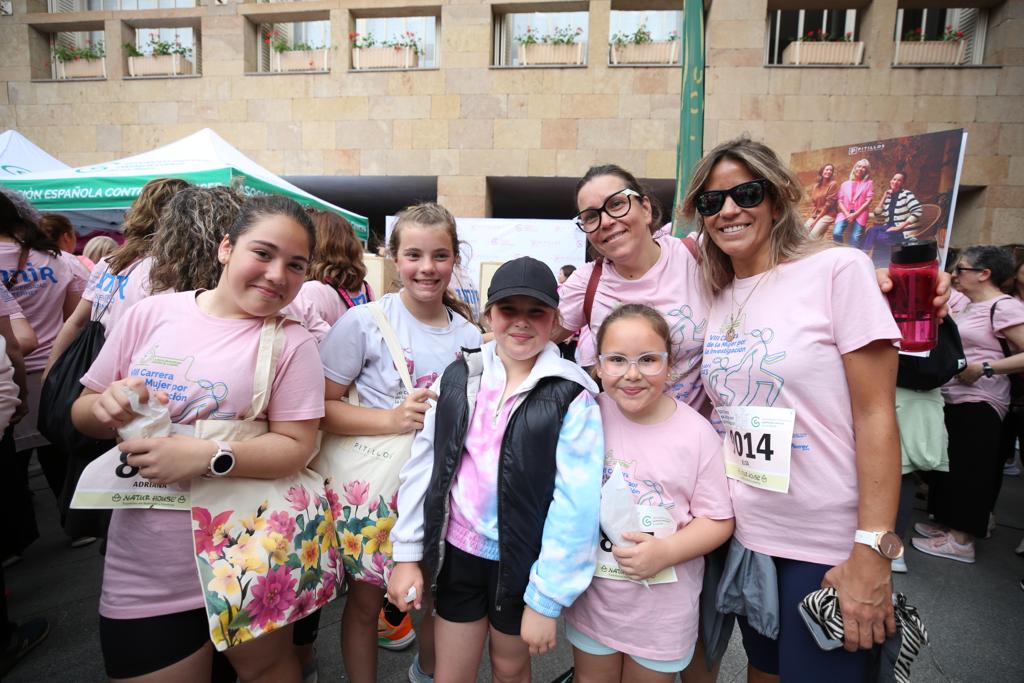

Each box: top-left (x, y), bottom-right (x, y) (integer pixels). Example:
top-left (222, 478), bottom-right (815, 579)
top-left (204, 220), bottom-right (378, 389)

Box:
top-left (566, 394), bottom-right (732, 661)
top-left (837, 179), bottom-right (874, 223)
top-left (701, 247), bottom-right (900, 566)
top-left (941, 290), bottom-right (1024, 419)
top-left (61, 250), bottom-right (90, 293)
top-left (0, 285), bottom-right (23, 319)
top-left (81, 291), bottom-right (326, 620)
top-left (83, 256), bottom-right (154, 337)
top-left (282, 280), bottom-right (350, 343)
top-left (559, 236), bottom-right (711, 409)
top-left (0, 242), bottom-right (80, 372)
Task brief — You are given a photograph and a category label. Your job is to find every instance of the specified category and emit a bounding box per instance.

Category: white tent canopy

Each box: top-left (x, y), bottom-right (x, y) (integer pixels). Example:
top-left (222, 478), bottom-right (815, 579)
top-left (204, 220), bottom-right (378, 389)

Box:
top-left (0, 130), bottom-right (69, 177)
top-left (0, 128), bottom-right (368, 239)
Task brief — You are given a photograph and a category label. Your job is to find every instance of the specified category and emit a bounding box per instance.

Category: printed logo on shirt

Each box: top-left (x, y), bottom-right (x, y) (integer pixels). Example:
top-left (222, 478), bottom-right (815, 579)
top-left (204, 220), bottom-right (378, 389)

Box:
top-left (131, 346), bottom-right (237, 421)
top-left (703, 326), bottom-right (786, 407)
top-left (94, 269), bottom-right (132, 301)
top-left (3, 261), bottom-right (59, 297)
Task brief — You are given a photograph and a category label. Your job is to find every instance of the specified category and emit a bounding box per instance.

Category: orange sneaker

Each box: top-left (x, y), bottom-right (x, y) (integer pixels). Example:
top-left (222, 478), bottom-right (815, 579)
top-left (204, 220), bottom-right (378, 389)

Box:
top-left (377, 609), bottom-right (415, 650)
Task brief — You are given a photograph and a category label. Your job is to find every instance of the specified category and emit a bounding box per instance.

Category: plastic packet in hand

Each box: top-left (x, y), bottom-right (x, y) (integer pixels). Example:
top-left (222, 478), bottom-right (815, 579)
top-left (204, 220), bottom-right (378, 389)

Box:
top-left (600, 464), bottom-right (651, 588)
top-left (117, 384), bottom-right (173, 441)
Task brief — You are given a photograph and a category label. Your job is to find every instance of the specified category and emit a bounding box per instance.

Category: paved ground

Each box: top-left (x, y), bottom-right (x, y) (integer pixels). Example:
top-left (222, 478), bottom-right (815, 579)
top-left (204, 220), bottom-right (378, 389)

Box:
top-left (5, 466), bottom-right (1024, 682)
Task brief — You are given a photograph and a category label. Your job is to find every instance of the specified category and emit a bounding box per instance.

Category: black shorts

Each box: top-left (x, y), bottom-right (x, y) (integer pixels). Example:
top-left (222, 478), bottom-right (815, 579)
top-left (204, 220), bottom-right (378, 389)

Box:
top-left (434, 542), bottom-right (523, 636)
top-left (99, 608), bottom-right (210, 679)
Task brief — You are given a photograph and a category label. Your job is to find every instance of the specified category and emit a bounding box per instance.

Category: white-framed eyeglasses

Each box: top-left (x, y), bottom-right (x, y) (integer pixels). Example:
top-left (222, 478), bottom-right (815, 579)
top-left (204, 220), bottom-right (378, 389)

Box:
top-left (573, 189), bottom-right (642, 233)
top-left (597, 351), bottom-right (669, 377)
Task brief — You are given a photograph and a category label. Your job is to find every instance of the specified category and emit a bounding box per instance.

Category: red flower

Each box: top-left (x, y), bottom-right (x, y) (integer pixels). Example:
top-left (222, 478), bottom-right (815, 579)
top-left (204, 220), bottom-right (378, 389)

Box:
top-left (193, 508), bottom-right (234, 558)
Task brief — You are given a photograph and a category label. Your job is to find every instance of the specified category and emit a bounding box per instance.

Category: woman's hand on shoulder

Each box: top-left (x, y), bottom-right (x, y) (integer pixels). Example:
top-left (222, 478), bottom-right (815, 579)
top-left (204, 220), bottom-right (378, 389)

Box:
top-left (611, 532), bottom-right (670, 581)
top-left (390, 388), bottom-right (437, 433)
top-left (386, 562), bottom-right (424, 612)
top-left (92, 376), bottom-right (168, 431)
top-left (520, 606), bottom-right (557, 656)
top-left (821, 545), bottom-right (896, 652)
top-left (118, 434), bottom-right (214, 485)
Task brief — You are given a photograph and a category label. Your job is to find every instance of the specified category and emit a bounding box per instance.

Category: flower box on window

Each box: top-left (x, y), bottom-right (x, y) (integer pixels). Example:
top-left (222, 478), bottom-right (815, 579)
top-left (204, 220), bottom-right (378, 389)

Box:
top-left (610, 40), bottom-right (679, 65)
top-left (272, 47), bottom-right (330, 72)
top-left (781, 40), bottom-right (864, 65)
top-left (128, 54), bottom-right (193, 76)
top-left (56, 57), bottom-right (104, 79)
top-left (894, 40), bottom-right (965, 65)
top-left (518, 42), bottom-right (585, 66)
top-left (350, 46), bottom-right (418, 70)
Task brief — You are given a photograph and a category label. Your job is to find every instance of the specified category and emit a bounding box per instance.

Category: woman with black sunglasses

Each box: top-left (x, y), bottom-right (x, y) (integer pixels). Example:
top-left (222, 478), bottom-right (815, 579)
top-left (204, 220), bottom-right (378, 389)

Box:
top-left (680, 137), bottom-right (903, 683)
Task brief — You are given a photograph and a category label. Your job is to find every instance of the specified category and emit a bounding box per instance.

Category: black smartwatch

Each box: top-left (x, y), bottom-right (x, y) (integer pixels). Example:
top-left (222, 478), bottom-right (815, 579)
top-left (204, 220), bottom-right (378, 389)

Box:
top-left (982, 362), bottom-right (995, 379)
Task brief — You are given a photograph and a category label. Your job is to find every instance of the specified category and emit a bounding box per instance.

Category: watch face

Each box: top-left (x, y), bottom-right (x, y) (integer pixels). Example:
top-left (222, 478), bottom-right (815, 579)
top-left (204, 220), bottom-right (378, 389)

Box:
top-left (212, 452), bottom-right (234, 475)
top-left (879, 532), bottom-right (904, 560)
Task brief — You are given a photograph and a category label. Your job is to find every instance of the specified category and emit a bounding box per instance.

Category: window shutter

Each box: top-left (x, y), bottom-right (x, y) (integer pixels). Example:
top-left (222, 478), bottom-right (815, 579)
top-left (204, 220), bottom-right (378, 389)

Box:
top-left (951, 8), bottom-right (985, 65)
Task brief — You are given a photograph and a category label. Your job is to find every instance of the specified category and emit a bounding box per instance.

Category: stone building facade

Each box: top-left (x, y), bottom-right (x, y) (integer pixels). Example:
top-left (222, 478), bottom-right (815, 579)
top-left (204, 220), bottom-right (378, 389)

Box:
top-left (0, 0), bottom-right (1020, 244)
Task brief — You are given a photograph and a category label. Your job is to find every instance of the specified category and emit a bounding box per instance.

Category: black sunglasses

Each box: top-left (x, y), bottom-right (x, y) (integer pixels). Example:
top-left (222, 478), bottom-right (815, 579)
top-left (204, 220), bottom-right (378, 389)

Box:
top-left (694, 179), bottom-right (769, 217)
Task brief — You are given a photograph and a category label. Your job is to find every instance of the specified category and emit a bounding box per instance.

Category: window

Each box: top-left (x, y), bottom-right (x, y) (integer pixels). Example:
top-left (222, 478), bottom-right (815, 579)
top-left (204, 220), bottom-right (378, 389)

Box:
top-left (608, 9), bottom-right (681, 65)
top-left (48, 0), bottom-right (196, 10)
top-left (766, 8), bottom-right (861, 65)
top-left (350, 15), bottom-right (437, 70)
top-left (50, 30), bottom-right (106, 79)
top-left (125, 27), bottom-right (199, 77)
top-left (894, 7), bottom-right (986, 65)
top-left (494, 10), bottom-right (588, 67)
top-left (259, 20), bottom-right (331, 72)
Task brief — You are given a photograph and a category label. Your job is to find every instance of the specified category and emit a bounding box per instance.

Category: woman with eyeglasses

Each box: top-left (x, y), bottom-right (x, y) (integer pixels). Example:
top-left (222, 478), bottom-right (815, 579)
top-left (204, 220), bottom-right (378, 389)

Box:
top-left (915, 246), bottom-right (1024, 564)
top-left (555, 164), bottom-right (711, 412)
top-left (680, 137), bottom-right (903, 682)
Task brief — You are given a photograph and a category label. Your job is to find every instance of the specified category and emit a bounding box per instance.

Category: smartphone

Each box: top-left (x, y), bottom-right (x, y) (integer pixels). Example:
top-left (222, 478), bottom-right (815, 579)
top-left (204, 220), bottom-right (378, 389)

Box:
top-left (798, 601), bottom-right (844, 651)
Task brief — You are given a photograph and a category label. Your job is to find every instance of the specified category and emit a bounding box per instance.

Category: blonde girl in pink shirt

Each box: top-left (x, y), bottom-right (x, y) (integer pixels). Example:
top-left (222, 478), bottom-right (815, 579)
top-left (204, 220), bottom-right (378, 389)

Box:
top-left (682, 138), bottom-right (902, 683)
top-left (831, 158), bottom-right (874, 248)
top-left (72, 196), bottom-right (325, 683)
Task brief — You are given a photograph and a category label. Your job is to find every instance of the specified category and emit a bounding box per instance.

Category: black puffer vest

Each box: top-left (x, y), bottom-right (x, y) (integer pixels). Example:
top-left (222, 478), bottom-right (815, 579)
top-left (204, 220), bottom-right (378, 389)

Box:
top-left (422, 349), bottom-right (584, 612)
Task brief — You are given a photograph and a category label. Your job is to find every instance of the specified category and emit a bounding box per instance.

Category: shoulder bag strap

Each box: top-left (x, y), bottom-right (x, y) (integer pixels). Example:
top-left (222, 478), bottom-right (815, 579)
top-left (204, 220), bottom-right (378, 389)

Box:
top-left (243, 316), bottom-right (287, 420)
top-left (990, 296), bottom-right (1014, 358)
top-left (367, 301), bottom-right (415, 394)
top-left (583, 258), bottom-right (603, 328)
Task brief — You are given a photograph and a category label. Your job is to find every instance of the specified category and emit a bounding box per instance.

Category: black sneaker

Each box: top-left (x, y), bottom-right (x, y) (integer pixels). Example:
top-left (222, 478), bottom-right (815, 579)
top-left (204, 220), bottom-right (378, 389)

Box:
top-left (1, 617), bottom-right (49, 677)
top-left (551, 668), bottom-right (575, 683)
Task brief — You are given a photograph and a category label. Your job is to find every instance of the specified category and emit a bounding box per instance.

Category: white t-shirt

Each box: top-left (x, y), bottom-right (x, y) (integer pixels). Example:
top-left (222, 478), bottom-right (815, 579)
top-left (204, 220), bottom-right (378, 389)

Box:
top-left (320, 292), bottom-right (481, 408)
top-left (701, 247), bottom-right (900, 566)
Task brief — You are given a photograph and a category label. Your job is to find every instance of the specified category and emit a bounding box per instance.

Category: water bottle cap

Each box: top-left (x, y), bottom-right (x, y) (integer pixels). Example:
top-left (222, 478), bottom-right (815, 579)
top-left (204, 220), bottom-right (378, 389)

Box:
top-left (890, 239), bottom-right (937, 265)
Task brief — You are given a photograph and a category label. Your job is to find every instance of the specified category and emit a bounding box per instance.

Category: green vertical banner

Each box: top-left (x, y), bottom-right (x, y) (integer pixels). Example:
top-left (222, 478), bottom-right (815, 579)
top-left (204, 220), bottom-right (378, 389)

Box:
top-left (672, 0), bottom-right (706, 237)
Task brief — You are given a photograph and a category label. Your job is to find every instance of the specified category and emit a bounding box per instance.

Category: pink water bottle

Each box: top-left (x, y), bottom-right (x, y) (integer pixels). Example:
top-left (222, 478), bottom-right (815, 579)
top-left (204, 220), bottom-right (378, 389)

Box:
top-left (888, 240), bottom-right (938, 352)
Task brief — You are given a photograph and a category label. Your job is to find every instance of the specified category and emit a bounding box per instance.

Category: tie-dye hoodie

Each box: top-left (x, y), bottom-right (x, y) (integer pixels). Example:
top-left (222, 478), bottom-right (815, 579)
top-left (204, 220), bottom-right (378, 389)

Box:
top-left (392, 340), bottom-right (604, 618)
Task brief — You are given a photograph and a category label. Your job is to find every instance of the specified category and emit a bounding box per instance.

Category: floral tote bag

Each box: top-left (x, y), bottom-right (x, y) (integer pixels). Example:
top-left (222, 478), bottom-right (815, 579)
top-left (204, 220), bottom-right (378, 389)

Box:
top-left (190, 316), bottom-right (342, 651)
top-left (310, 302), bottom-right (415, 589)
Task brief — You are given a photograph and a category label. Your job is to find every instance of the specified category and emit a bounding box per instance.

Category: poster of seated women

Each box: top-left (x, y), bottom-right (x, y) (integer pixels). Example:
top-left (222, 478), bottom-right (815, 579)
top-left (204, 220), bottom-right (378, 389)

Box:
top-left (790, 128), bottom-right (967, 269)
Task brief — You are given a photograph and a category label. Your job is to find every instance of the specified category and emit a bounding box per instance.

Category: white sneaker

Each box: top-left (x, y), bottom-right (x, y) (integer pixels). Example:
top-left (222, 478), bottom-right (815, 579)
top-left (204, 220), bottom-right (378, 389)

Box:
top-left (891, 556), bottom-right (908, 573)
top-left (1015, 536), bottom-right (1024, 556)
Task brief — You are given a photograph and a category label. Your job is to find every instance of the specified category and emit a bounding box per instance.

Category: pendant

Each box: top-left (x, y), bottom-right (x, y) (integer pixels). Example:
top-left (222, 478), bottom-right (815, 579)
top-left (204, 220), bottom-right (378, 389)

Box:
top-left (725, 330), bottom-right (735, 342)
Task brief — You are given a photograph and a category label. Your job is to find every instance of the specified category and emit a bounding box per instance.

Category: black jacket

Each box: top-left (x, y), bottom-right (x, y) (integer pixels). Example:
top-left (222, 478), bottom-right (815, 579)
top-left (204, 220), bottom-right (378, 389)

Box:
top-left (422, 350), bottom-right (584, 612)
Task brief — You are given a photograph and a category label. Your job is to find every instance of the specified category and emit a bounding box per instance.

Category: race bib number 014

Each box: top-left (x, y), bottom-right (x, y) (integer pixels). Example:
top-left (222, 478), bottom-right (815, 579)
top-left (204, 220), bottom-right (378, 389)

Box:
top-left (717, 405), bottom-right (795, 494)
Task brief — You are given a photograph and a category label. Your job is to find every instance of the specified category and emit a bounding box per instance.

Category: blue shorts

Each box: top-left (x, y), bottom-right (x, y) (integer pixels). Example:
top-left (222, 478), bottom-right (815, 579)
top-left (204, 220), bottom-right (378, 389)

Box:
top-left (566, 623), bottom-right (694, 674)
top-left (736, 556), bottom-right (870, 682)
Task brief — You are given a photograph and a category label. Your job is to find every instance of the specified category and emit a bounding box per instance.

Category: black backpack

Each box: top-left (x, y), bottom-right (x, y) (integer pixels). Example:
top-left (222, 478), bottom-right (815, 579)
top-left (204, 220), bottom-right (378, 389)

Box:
top-left (896, 317), bottom-right (967, 391)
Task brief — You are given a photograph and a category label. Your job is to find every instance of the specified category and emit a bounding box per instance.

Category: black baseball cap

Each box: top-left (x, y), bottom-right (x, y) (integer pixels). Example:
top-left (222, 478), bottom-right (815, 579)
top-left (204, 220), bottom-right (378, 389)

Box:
top-left (487, 256), bottom-right (559, 309)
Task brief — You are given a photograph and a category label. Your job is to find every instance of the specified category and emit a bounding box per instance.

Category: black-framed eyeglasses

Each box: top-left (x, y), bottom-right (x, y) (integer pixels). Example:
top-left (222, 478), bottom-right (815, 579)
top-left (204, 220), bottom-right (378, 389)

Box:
top-left (694, 179), bottom-right (769, 217)
top-left (574, 189), bottom-right (642, 233)
top-left (954, 265), bottom-right (984, 274)
top-left (597, 351), bottom-right (669, 377)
